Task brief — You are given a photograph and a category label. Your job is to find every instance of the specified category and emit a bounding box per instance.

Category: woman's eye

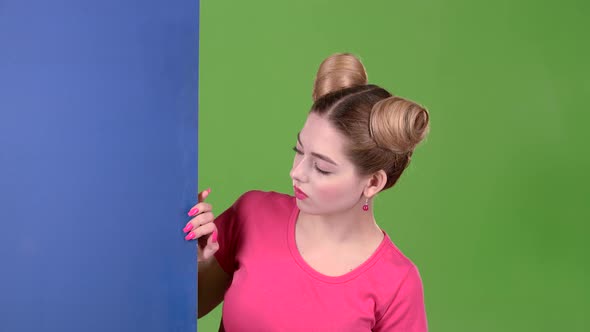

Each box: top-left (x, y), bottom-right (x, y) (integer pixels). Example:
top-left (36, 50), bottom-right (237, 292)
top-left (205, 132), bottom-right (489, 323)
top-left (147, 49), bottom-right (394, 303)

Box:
top-left (292, 146), bottom-right (330, 175)
top-left (314, 163), bottom-right (330, 175)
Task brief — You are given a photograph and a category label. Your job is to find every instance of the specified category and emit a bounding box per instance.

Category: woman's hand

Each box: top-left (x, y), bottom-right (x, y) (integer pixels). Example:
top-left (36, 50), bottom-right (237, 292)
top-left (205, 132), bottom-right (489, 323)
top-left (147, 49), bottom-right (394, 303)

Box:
top-left (183, 188), bottom-right (219, 262)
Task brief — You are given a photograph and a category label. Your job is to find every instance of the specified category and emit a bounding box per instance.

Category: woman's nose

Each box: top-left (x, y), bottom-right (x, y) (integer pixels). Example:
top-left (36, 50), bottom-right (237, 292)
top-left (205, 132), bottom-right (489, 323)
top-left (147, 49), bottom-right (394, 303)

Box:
top-left (290, 158), bottom-right (307, 183)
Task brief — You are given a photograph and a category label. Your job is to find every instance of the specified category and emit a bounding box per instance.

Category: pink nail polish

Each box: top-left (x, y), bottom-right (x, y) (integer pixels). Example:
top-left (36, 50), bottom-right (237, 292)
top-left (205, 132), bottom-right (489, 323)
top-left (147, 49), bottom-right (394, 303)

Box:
top-left (183, 222), bottom-right (193, 233)
top-left (185, 232), bottom-right (195, 240)
top-left (188, 207), bottom-right (199, 216)
top-left (211, 230), bottom-right (218, 243)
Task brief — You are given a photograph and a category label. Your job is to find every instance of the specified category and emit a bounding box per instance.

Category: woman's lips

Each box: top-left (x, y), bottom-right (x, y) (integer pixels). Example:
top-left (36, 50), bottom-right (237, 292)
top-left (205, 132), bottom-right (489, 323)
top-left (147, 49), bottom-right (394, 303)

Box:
top-left (294, 186), bottom-right (308, 200)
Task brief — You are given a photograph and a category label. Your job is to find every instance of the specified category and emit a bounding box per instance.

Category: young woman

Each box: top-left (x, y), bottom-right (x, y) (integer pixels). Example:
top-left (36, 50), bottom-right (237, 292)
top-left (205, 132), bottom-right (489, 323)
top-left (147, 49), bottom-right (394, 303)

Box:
top-left (185, 53), bottom-right (430, 331)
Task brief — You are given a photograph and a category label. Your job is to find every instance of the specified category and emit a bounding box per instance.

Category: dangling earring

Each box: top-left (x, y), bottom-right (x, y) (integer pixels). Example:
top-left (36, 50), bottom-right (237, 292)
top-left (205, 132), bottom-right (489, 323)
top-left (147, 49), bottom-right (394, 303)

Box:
top-left (362, 197), bottom-right (369, 211)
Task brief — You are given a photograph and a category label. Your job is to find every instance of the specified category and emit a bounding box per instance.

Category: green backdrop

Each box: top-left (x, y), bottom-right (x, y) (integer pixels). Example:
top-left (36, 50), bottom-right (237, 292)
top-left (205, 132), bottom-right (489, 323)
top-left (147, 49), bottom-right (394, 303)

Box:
top-left (197, 0), bottom-right (589, 331)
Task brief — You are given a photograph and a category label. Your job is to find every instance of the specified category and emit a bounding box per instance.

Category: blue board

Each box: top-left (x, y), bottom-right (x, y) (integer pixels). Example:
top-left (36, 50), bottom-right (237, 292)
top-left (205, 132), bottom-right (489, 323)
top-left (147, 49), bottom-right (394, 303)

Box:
top-left (0, 1), bottom-right (199, 330)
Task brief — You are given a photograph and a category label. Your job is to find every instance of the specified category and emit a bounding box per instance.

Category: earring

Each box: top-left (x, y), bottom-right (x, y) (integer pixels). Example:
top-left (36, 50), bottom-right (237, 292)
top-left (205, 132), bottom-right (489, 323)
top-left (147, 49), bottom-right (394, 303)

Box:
top-left (362, 198), bottom-right (369, 211)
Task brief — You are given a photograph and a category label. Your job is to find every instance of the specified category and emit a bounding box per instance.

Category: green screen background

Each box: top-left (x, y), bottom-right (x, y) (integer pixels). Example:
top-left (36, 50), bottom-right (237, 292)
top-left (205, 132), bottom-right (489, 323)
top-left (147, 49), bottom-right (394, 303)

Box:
top-left (197, 1), bottom-right (589, 331)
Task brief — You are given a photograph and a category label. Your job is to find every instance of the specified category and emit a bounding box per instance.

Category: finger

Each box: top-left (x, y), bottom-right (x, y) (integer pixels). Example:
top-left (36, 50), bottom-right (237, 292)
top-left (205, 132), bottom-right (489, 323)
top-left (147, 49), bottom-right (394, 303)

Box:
top-left (197, 224), bottom-right (217, 248)
top-left (187, 202), bottom-right (213, 217)
top-left (197, 188), bottom-right (212, 203)
top-left (183, 211), bottom-right (214, 233)
top-left (201, 228), bottom-right (219, 260)
top-left (185, 221), bottom-right (215, 241)
top-left (201, 241), bottom-right (219, 261)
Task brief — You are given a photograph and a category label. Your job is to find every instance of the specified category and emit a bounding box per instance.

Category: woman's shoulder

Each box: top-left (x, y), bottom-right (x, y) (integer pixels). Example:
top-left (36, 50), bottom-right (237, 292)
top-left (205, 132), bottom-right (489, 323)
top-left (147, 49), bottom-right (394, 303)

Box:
top-left (233, 189), bottom-right (295, 214)
top-left (370, 236), bottom-right (428, 330)
top-left (369, 236), bottom-right (426, 313)
top-left (238, 189), bottom-right (293, 201)
top-left (377, 235), bottom-right (424, 283)
top-left (236, 189), bottom-right (293, 203)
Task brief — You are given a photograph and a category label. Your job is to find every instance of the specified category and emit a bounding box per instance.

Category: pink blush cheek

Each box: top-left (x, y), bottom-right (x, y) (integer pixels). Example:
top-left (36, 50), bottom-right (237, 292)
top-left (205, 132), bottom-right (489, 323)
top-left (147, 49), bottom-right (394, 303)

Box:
top-left (315, 182), bottom-right (351, 204)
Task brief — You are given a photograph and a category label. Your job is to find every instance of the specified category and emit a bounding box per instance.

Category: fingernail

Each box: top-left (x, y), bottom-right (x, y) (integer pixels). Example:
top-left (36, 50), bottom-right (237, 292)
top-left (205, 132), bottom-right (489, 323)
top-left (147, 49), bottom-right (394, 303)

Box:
top-left (185, 232), bottom-right (195, 240)
top-left (211, 230), bottom-right (218, 243)
top-left (188, 207), bottom-right (199, 217)
top-left (183, 222), bottom-right (193, 233)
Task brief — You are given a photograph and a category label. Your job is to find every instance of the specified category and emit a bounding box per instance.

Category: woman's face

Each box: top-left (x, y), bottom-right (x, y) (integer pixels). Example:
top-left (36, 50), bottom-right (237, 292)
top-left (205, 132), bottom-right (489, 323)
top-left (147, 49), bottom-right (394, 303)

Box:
top-left (290, 113), bottom-right (367, 215)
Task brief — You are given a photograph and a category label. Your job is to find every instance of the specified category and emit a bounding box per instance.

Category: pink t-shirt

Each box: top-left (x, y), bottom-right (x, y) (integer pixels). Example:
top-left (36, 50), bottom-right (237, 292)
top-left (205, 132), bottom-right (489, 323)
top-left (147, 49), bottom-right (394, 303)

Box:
top-left (212, 190), bottom-right (428, 332)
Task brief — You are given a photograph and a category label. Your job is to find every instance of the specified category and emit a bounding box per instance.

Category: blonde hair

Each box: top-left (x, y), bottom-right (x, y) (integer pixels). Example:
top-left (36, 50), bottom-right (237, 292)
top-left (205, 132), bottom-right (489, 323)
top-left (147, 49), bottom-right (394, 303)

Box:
top-left (311, 53), bottom-right (430, 190)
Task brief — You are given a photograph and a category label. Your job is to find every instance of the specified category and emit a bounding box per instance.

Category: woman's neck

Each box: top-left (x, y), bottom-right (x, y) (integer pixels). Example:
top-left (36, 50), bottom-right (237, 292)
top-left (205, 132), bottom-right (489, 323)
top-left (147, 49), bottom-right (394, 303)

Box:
top-left (297, 201), bottom-right (382, 247)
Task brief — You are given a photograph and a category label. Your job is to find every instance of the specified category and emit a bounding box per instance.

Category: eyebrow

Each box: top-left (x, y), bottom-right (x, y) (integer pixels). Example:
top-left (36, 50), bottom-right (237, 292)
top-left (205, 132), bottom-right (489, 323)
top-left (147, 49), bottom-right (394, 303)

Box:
top-left (297, 132), bottom-right (339, 166)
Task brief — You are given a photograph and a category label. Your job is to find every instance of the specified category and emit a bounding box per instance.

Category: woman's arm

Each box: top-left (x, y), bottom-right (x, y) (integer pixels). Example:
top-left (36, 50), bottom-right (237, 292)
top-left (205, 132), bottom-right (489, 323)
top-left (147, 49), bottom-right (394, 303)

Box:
top-left (188, 189), bottom-right (249, 318)
top-left (198, 255), bottom-right (231, 318)
top-left (184, 188), bottom-right (231, 317)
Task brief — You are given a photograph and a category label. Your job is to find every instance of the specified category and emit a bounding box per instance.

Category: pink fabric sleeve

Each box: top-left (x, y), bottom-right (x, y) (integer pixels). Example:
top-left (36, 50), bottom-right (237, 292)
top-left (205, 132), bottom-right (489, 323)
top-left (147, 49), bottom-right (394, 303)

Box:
top-left (373, 266), bottom-right (429, 332)
top-left (212, 193), bottom-right (247, 275)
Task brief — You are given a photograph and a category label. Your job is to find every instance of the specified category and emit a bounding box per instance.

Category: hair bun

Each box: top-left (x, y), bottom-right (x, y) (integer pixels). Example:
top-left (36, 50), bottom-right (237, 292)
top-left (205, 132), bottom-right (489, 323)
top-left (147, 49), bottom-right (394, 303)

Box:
top-left (312, 53), bottom-right (368, 101)
top-left (369, 96), bottom-right (430, 154)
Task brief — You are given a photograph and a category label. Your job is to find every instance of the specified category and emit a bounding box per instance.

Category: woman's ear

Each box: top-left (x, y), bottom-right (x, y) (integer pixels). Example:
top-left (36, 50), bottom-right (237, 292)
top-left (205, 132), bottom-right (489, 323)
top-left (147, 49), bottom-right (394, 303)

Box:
top-left (363, 170), bottom-right (387, 198)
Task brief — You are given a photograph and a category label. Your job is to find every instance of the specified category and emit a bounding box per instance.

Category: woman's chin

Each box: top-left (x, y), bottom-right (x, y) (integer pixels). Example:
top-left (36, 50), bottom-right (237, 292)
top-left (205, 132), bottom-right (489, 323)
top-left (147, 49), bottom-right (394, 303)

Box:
top-left (295, 199), bottom-right (313, 212)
